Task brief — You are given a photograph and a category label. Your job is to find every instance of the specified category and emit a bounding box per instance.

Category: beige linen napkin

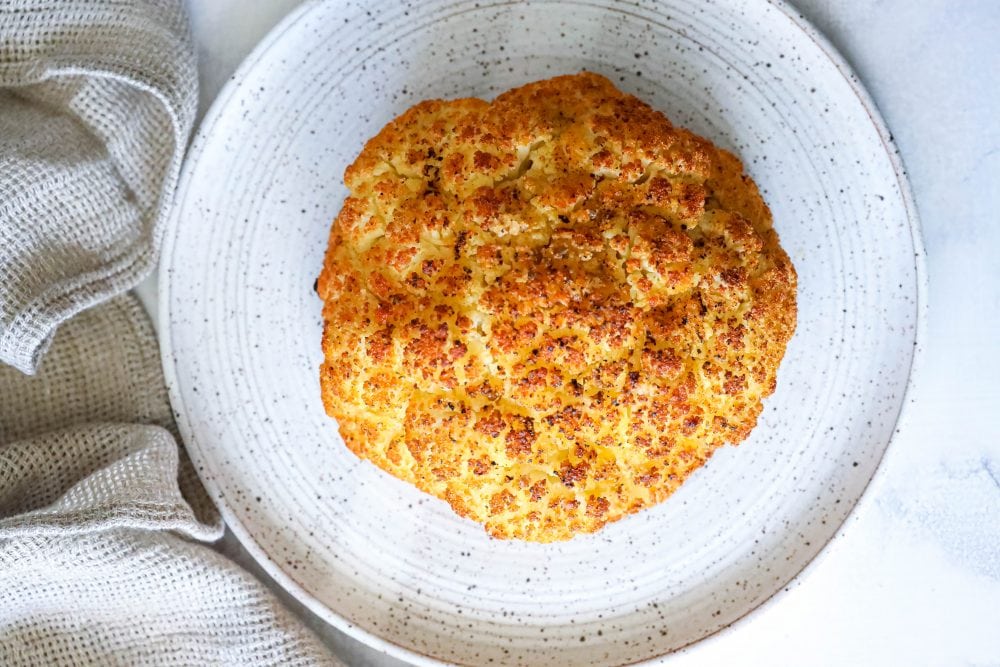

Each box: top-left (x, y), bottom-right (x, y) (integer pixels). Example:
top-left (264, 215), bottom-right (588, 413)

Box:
top-left (0, 1), bottom-right (339, 664)
top-left (0, 296), bottom-right (337, 665)
top-left (0, 0), bottom-right (193, 374)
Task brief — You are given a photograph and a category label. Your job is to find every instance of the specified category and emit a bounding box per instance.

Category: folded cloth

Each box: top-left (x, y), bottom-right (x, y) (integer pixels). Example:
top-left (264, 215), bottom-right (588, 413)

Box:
top-left (0, 2), bottom-right (340, 663)
top-left (0, 0), bottom-right (196, 374)
top-left (0, 295), bottom-right (339, 666)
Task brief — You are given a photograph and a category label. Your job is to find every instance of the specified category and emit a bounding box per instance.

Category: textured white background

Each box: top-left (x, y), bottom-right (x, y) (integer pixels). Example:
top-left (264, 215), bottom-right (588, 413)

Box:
top-left (137, 1), bottom-right (1000, 664)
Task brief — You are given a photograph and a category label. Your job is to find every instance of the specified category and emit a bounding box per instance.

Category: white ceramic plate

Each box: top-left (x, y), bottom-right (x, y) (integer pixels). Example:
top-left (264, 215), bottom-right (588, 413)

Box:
top-left (161, 0), bottom-right (924, 664)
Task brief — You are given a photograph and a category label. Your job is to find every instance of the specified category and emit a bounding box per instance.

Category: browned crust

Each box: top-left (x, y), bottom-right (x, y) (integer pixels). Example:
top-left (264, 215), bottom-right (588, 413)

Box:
top-left (317, 72), bottom-right (797, 542)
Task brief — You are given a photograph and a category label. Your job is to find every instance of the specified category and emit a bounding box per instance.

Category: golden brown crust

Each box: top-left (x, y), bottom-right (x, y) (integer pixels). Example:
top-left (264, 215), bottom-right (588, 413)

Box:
top-left (318, 72), bottom-right (797, 542)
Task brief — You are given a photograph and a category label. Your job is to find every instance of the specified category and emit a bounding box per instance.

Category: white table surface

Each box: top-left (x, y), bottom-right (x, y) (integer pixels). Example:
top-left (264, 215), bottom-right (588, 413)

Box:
top-left (137, 1), bottom-right (1000, 664)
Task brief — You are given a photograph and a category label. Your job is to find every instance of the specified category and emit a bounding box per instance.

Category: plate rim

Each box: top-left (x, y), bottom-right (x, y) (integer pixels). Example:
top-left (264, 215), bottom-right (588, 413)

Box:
top-left (158, 0), bottom-right (928, 664)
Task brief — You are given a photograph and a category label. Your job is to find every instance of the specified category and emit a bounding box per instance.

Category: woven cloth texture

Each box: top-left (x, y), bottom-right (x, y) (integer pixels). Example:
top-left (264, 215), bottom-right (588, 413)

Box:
top-left (0, 295), bottom-right (339, 666)
top-left (0, 0), bottom-right (193, 374)
top-left (0, 1), bottom-right (341, 663)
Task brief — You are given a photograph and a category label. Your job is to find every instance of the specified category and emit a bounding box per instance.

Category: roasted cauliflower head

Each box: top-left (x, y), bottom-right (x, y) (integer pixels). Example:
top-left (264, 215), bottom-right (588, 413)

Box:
top-left (317, 72), bottom-right (797, 542)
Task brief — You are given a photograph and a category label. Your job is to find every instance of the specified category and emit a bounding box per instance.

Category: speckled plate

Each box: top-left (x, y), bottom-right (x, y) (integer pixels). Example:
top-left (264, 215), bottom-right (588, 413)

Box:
top-left (160, 0), bottom-right (924, 664)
